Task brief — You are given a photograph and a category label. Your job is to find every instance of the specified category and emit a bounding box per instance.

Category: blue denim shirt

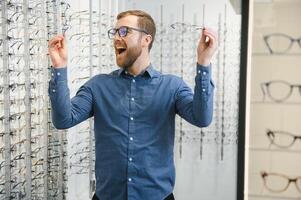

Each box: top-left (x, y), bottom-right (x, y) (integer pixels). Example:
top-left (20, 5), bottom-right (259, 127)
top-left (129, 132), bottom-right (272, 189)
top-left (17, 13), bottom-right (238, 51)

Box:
top-left (48, 63), bottom-right (214, 200)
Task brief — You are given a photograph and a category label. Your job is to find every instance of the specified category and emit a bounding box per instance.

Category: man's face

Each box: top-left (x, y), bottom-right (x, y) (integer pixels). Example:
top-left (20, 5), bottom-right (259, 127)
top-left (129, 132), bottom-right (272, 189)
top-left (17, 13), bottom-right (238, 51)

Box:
top-left (114, 15), bottom-right (143, 69)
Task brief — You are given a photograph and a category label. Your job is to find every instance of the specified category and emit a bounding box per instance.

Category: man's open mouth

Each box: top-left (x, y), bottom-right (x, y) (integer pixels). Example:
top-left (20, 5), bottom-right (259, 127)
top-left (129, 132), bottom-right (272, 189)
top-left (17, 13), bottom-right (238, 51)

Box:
top-left (116, 47), bottom-right (127, 55)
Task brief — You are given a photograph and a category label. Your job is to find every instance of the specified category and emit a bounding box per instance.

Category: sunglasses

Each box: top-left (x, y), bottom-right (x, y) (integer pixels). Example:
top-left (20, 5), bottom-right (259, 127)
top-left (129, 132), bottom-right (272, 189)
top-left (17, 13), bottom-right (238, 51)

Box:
top-left (107, 26), bottom-right (148, 39)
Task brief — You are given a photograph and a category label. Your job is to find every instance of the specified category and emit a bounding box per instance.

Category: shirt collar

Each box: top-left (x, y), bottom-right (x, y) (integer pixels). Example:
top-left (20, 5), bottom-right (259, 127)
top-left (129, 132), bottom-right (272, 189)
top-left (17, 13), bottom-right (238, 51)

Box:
top-left (117, 63), bottom-right (160, 78)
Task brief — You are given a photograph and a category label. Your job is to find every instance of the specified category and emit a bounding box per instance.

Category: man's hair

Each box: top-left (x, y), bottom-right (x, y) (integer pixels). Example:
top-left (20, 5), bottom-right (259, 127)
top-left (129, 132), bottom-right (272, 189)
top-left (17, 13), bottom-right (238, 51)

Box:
top-left (117, 10), bottom-right (156, 51)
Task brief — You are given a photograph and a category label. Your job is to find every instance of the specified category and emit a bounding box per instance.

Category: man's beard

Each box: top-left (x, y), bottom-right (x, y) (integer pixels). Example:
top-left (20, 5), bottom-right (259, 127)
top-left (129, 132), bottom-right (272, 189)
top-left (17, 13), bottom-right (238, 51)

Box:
top-left (116, 44), bottom-right (142, 69)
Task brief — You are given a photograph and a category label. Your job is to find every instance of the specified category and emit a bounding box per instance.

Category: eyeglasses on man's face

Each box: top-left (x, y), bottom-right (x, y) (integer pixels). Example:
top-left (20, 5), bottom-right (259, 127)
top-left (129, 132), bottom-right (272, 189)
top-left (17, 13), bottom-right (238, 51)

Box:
top-left (264, 33), bottom-right (301, 54)
top-left (107, 26), bottom-right (149, 39)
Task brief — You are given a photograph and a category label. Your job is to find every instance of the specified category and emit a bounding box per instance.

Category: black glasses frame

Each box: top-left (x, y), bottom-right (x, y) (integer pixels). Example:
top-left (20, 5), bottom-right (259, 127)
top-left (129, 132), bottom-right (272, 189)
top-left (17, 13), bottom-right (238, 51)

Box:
top-left (107, 26), bottom-right (148, 39)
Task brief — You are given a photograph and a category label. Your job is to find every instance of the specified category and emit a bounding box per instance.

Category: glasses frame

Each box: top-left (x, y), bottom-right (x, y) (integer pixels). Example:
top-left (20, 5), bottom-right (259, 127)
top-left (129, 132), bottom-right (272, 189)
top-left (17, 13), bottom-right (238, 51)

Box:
top-left (260, 80), bottom-right (301, 103)
top-left (263, 33), bottom-right (301, 54)
top-left (266, 129), bottom-right (301, 148)
top-left (170, 22), bottom-right (203, 32)
top-left (107, 25), bottom-right (149, 39)
top-left (261, 171), bottom-right (301, 193)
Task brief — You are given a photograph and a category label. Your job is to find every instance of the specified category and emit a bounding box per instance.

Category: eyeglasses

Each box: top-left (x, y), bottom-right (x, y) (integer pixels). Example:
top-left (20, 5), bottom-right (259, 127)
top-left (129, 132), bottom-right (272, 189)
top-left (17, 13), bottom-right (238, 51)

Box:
top-left (261, 171), bottom-right (301, 193)
top-left (266, 129), bottom-right (301, 148)
top-left (261, 80), bottom-right (301, 102)
top-left (170, 22), bottom-right (203, 32)
top-left (107, 26), bottom-right (149, 39)
top-left (264, 33), bottom-right (301, 54)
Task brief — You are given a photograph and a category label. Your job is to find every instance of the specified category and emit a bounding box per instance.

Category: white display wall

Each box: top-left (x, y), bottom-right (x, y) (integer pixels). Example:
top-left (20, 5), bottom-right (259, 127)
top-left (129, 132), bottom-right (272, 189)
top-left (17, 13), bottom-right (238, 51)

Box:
top-left (247, 0), bottom-right (301, 200)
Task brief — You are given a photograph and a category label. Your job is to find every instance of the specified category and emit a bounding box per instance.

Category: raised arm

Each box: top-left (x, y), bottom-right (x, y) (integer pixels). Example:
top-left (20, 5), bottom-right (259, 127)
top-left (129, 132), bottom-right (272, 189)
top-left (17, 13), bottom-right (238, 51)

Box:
top-left (48, 35), bottom-right (93, 129)
top-left (175, 27), bottom-right (217, 127)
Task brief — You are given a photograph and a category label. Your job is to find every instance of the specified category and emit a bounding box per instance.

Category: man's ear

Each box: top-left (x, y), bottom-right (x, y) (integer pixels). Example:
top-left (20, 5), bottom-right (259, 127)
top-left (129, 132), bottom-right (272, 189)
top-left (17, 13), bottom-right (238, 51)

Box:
top-left (143, 34), bottom-right (152, 49)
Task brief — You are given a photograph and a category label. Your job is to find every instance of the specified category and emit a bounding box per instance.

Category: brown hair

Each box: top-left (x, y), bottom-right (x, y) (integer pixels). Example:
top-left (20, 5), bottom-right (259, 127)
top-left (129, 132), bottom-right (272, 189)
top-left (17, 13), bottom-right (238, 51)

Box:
top-left (117, 10), bottom-right (156, 51)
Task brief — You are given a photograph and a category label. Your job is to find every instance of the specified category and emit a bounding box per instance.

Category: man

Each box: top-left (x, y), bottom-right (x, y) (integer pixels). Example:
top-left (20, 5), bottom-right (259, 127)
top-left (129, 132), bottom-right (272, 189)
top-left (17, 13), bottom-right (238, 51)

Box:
top-left (48, 10), bottom-right (217, 200)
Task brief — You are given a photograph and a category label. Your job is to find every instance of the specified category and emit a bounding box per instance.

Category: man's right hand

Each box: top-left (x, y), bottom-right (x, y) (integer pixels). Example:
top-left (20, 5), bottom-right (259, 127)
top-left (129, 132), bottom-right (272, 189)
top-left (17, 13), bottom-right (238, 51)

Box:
top-left (48, 34), bottom-right (68, 68)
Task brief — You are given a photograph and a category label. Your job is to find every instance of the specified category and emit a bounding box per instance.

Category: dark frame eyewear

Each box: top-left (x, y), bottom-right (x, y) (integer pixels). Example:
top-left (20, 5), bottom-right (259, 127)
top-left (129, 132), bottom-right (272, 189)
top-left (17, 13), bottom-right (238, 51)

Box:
top-left (107, 26), bottom-right (149, 39)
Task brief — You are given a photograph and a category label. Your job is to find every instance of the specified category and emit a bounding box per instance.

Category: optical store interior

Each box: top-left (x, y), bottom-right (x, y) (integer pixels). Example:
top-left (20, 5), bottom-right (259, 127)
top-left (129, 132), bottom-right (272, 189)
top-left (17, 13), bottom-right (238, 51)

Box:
top-left (0, 0), bottom-right (300, 199)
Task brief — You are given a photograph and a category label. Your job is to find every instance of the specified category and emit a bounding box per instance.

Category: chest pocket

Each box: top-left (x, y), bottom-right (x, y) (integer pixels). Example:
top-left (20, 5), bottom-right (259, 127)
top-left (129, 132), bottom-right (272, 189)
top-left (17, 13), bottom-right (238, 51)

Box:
top-left (133, 78), bottom-right (175, 120)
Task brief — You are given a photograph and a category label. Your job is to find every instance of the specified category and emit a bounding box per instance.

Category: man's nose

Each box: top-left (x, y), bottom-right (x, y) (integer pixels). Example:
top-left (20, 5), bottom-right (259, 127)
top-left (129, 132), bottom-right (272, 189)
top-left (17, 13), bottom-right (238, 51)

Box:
top-left (114, 37), bottom-right (123, 47)
top-left (114, 33), bottom-right (122, 41)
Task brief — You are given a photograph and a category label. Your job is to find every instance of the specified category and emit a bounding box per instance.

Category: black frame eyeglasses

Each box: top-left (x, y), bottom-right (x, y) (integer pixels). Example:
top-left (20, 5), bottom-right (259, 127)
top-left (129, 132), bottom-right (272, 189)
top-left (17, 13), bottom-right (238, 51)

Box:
top-left (107, 26), bottom-right (149, 39)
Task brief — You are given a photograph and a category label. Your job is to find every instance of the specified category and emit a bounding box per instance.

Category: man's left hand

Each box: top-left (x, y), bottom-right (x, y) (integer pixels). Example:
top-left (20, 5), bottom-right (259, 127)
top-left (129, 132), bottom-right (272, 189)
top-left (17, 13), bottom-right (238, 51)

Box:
top-left (197, 27), bottom-right (218, 66)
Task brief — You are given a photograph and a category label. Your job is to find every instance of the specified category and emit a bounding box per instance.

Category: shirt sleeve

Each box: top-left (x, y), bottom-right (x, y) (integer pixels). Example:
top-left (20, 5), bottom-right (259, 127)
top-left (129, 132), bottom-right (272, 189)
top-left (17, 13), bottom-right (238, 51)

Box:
top-left (175, 63), bottom-right (214, 127)
top-left (48, 67), bottom-right (93, 129)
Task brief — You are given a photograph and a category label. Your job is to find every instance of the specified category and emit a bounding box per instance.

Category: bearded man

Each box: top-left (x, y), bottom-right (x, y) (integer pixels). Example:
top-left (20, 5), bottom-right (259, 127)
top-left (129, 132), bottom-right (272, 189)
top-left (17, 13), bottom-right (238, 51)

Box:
top-left (48, 9), bottom-right (218, 200)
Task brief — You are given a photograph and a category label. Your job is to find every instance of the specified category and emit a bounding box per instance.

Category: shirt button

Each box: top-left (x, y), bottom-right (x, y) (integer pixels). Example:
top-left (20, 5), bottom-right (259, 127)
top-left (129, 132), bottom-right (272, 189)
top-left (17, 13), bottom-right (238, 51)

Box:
top-left (131, 97), bottom-right (135, 101)
top-left (202, 89), bottom-right (206, 92)
top-left (129, 157), bottom-right (133, 162)
top-left (130, 117), bottom-right (134, 121)
top-left (52, 89), bottom-right (56, 93)
top-left (57, 72), bottom-right (61, 76)
top-left (51, 73), bottom-right (54, 76)
top-left (132, 79), bottom-right (135, 83)
top-left (203, 71), bottom-right (207, 75)
top-left (129, 137), bottom-right (133, 141)
top-left (198, 70), bottom-right (201, 74)
top-left (128, 178), bottom-right (132, 182)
